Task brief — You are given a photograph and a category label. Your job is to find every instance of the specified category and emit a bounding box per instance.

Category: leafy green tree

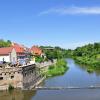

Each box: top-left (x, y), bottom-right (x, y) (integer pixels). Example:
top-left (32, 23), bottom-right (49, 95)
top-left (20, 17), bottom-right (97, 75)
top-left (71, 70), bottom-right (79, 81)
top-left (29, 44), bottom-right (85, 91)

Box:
top-left (40, 46), bottom-right (66, 60)
top-left (72, 42), bottom-right (100, 69)
top-left (0, 39), bottom-right (11, 47)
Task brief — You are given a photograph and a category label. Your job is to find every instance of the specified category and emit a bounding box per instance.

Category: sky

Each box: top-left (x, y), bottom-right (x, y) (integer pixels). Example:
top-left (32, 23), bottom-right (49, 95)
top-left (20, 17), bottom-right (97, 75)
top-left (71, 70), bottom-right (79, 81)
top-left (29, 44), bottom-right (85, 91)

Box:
top-left (0, 0), bottom-right (100, 49)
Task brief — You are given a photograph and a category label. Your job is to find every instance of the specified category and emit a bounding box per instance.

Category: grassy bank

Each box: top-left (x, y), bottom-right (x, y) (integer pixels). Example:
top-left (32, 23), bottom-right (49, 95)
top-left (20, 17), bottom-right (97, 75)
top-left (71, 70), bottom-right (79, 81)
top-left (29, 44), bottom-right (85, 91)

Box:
top-left (46, 59), bottom-right (69, 77)
top-left (70, 43), bottom-right (100, 73)
top-left (74, 57), bottom-right (100, 73)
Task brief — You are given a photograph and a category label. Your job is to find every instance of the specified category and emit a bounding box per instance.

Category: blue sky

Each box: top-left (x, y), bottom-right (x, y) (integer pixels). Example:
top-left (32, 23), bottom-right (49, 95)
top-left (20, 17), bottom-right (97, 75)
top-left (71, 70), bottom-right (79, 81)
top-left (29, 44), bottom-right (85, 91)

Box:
top-left (0, 0), bottom-right (100, 49)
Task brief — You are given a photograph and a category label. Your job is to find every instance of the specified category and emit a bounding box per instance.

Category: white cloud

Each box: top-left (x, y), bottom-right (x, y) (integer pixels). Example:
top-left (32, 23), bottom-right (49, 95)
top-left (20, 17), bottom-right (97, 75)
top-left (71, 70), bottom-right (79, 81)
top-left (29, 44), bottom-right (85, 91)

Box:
top-left (39, 6), bottom-right (100, 15)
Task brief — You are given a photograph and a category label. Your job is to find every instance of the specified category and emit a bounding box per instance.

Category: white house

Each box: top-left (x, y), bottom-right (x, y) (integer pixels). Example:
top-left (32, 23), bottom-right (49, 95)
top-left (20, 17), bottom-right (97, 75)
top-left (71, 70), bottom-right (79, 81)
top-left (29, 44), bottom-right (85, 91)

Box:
top-left (0, 47), bottom-right (17, 63)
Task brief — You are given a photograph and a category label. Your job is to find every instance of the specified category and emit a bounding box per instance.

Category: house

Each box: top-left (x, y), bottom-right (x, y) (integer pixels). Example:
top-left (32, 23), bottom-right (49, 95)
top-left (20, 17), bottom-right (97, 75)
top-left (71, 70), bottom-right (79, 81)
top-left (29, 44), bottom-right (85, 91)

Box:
top-left (0, 47), bottom-right (17, 63)
top-left (12, 43), bottom-right (26, 60)
top-left (31, 46), bottom-right (43, 56)
top-left (30, 46), bottom-right (45, 63)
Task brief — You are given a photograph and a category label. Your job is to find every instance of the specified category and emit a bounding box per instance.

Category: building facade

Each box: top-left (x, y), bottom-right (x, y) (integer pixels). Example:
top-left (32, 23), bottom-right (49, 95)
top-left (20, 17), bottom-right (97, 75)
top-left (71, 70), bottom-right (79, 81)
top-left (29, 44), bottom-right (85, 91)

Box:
top-left (0, 47), bottom-right (17, 63)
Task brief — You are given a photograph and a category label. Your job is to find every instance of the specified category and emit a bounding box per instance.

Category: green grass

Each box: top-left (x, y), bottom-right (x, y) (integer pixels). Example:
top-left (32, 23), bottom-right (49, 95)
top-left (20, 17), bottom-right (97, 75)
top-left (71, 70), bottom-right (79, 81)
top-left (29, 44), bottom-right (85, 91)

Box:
top-left (46, 59), bottom-right (69, 77)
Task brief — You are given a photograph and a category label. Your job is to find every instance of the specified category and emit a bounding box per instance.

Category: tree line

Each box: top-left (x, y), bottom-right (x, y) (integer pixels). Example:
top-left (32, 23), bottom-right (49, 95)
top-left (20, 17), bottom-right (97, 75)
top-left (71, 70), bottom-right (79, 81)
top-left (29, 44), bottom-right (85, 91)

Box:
top-left (66, 42), bottom-right (100, 70)
top-left (40, 46), bottom-right (67, 60)
top-left (0, 39), bottom-right (12, 48)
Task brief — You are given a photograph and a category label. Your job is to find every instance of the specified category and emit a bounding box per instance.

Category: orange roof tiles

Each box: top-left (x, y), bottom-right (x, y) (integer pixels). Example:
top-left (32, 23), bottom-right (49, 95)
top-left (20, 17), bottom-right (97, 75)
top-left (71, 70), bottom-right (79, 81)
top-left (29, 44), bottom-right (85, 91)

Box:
top-left (31, 46), bottom-right (42, 56)
top-left (0, 47), bottom-right (13, 55)
top-left (12, 43), bottom-right (25, 53)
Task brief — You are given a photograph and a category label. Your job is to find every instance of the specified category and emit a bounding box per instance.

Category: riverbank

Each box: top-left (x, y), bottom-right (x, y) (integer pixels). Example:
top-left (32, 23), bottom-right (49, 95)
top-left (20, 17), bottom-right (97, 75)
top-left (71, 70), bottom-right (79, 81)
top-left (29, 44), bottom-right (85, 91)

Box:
top-left (74, 57), bottom-right (100, 73)
top-left (46, 59), bottom-right (69, 77)
top-left (69, 43), bottom-right (100, 73)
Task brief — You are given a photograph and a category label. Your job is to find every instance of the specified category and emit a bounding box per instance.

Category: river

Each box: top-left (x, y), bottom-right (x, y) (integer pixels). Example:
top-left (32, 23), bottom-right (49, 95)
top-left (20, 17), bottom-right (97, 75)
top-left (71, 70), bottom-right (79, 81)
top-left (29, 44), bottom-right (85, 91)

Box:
top-left (1, 58), bottom-right (100, 100)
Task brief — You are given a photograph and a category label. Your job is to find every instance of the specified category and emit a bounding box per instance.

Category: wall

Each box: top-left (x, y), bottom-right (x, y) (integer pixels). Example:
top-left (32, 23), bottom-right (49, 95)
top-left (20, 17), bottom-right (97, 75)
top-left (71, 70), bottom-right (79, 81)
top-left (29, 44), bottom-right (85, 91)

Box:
top-left (0, 67), bottom-right (23, 90)
top-left (0, 55), bottom-right (10, 62)
top-left (22, 64), bottom-right (41, 89)
top-left (10, 48), bottom-right (17, 63)
top-left (0, 64), bottom-right (43, 90)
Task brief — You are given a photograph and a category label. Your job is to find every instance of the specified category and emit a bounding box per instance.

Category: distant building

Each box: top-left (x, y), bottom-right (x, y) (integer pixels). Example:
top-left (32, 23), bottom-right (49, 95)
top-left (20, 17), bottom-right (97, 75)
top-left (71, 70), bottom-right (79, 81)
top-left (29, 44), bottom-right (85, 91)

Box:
top-left (31, 46), bottom-right (43, 56)
top-left (0, 47), bottom-right (17, 63)
top-left (30, 46), bottom-right (46, 63)
top-left (12, 43), bottom-right (27, 60)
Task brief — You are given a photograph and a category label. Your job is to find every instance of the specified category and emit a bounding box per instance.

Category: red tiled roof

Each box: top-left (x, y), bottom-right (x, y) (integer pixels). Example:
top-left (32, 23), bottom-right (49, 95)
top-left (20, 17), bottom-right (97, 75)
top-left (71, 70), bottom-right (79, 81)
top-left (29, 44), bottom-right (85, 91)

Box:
top-left (0, 47), bottom-right (13, 55)
top-left (31, 46), bottom-right (42, 56)
top-left (12, 43), bottom-right (25, 53)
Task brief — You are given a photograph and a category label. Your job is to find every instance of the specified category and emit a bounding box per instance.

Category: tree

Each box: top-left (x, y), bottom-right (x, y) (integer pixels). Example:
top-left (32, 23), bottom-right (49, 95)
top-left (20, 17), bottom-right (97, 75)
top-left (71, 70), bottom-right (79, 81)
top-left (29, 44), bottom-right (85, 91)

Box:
top-left (0, 39), bottom-right (12, 47)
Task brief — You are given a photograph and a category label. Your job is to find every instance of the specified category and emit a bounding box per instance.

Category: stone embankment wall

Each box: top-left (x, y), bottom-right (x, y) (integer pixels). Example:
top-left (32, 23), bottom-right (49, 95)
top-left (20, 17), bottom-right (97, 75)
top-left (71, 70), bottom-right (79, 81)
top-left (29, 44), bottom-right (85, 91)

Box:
top-left (0, 66), bottom-right (23, 90)
top-left (22, 64), bottom-right (43, 90)
top-left (0, 64), bottom-right (42, 90)
top-left (0, 60), bottom-right (57, 90)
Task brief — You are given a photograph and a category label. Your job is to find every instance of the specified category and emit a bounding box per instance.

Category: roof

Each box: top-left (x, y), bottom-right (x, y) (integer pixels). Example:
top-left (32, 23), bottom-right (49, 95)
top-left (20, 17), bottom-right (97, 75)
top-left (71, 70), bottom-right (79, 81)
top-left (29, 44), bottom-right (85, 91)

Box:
top-left (31, 46), bottom-right (42, 56)
top-left (12, 43), bottom-right (25, 53)
top-left (0, 47), bottom-right (13, 55)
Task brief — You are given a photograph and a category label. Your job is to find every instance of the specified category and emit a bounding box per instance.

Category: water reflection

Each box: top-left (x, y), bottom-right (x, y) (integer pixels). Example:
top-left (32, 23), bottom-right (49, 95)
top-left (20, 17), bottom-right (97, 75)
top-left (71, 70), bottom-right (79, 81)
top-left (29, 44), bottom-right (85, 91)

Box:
top-left (75, 62), bottom-right (100, 76)
top-left (0, 90), bottom-right (36, 100)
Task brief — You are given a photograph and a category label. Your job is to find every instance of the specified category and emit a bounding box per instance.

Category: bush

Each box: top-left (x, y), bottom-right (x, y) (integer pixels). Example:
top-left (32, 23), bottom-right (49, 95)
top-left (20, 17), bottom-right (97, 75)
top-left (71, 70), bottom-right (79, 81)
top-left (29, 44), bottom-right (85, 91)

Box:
top-left (35, 56), bottom-right (44, 63)
top-left (49, 65), bottom-right (55, 70)
top-left (46, 59), bottom-right (69, 77)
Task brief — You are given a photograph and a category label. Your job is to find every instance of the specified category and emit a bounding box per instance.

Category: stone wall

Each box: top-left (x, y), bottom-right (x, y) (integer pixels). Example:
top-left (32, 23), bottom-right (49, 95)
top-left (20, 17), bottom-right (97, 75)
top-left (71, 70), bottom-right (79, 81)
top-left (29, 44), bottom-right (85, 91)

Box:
top-left (0, 64), bottom-right (43, 90)
top-left (0, 66), bottom-right (23, 90)
top-left (22, 64), bottom-right (41, 89)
